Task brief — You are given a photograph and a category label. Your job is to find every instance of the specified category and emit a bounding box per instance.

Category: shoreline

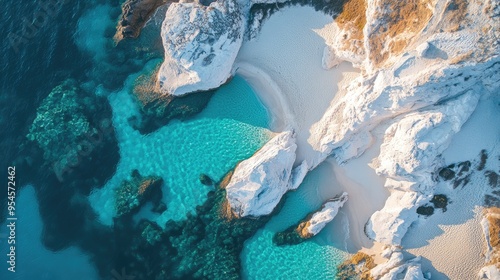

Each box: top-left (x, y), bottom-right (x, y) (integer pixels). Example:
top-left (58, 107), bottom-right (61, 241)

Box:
top-left (233, 5), bottom-right (385, 258)
top-left (234, 62), bottom-right (294, 132)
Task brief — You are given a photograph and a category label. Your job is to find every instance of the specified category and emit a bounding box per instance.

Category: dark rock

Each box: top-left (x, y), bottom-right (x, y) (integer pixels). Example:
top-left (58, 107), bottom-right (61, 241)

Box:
top-left (484, 194), bottom-right (500, 208)
top-left (199, 174), bottom-right (214, 186)
top-left (151, 202), bottom-right (167, 214)
top-left (486, 171), bottom-right (499, 188)
top-left (478, 149), bottom-right (488, 171)
top-left (273, 229), bottom-right (304, 246)
top-left (416, 205), bottom-right (435, 216)
top-left (430, 194), bottom-right (448, 211)
top-left (457, 161), bottom-right (471, 176)
top-left (26, 79), bottom-right (120, 193)
top-left (115, 170), bottom-right (163, 217)
top-left (438, 166), bottom-right (455, 181)
top-left (438, 160), bottom-right (473, 188)
top-left (139, 220), bottom-right (163, 245)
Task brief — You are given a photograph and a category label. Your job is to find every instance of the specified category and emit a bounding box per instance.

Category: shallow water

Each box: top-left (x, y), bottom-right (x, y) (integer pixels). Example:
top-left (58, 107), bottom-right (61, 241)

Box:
top-left (90, 62), bottom-right (273, 226)
top-left (242, 162), bottom-right (349, 279)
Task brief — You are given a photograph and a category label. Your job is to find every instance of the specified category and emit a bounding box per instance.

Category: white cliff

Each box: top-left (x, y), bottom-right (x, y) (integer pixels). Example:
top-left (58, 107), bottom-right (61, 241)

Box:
top-left (225, 131), bottom-right (297, 217)
top-left (157, 0), bottom-right (243, 95)
top-left (305, 192), bottom-right (348, 236)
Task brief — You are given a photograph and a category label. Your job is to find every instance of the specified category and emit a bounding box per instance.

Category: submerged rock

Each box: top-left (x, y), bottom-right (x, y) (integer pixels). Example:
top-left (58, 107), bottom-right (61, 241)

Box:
top-left (115, 170), bottom-right (163, 217)
top-left (199, 174), bottom-right (214, 186)
top-left (157, 0), bottom-right (244, 95)
top-left (26, 79), bottom-right (119, 189)
top-left (131, 62), bottom-right (215, 134)
top-left (225, 131), bottom-right (297, 218)
top-left (114, 0), bottom-right (171, 43)
top-left (438, 161), bottom-right (472, 188)
top-left (274, 192), bottom-right (348, 246)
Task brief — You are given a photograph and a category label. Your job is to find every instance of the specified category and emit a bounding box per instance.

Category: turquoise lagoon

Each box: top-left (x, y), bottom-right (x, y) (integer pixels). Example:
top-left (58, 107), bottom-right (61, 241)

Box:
top-left (89, 60), bottom-right (348, 278)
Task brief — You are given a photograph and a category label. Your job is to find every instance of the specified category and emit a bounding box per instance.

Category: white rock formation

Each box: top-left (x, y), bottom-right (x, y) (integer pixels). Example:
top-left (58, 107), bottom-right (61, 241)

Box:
top-left (156, 0), bottom-right (500, 260)
top-left (366, 92), bottom-right (480, 244)
top-left (157, 0), bottom-right (243, 95)
top-left (225, 131), bottom-right (297, 217)
top-left (305, 192), bottom-right (348, 236)
top-left (309, 0), bottom-right (500, 247)
top-left (371, 249), bottom-right (428, 280)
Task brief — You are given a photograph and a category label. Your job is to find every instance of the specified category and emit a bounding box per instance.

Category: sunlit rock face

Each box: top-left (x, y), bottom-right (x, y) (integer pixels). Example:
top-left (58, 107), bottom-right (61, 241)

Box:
top-left (157, 0), bottom-right (244, 96)
top-left (225, 131), bottom-right (297, 218)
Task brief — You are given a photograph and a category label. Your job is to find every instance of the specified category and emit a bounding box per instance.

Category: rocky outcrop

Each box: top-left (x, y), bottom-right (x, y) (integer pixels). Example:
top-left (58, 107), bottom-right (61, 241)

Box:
top-left (370, 249), bottom-right (429, 280)
top-left (157, 0), bottom-right (244, 95)
top-left (199, 174), bottom-right (215, 186)
top-left (366, 92), bottom-right (480, 245)
top-left (131, 62), bottom-right (215, 134)
top-left (114, 0), bottom-right (171, 43)
top-left (299, 192), bottom-right (348, 237)
top-left (115, 170), bottom-right (164, 217)
top-left (225, 131), bottom-right (297, 217)
top-left (274, 192), bottom-right (348, 246)
top-left (337, 249), bottom-right (429, 280)
top-left (290, 160), bottom-right (309, 190)
top-left (309, 0), bottom-right (500, 246)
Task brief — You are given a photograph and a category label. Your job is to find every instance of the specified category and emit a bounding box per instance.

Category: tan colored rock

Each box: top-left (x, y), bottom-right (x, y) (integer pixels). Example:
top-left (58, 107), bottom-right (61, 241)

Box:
top-left (114, 0), bottom-right (173, 43)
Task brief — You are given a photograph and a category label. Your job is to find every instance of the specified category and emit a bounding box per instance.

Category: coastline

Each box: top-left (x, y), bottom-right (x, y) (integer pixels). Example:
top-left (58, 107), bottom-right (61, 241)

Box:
top-left (234, 62), bottom-right (294, 132)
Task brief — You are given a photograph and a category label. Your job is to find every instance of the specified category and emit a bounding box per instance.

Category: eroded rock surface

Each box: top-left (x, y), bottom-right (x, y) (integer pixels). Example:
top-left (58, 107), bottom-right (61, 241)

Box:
top-left (225, 131), bottom-right (297, 217)
top-left (157, 0), bottom-right (244, 95)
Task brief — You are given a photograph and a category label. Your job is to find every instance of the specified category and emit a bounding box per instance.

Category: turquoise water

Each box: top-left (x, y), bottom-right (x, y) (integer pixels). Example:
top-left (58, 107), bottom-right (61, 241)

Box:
top-left (90, 61), bottom-right (272, 226)
top-left (242, 162), bottom-right (349, 279)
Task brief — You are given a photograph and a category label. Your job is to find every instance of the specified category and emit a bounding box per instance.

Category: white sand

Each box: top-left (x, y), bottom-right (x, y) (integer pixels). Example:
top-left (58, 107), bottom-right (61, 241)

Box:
top-left (235, 6), bottom-right (359, 164)
top-left (327, 123), bottom-right (391, 264)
